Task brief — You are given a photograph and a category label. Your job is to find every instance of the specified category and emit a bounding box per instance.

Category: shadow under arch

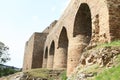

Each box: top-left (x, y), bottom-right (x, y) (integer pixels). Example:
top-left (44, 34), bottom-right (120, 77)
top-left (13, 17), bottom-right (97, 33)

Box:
top-left (47, 40), bottom-right (55, 68)
top-left (73, 3), bottom-right (92, 44)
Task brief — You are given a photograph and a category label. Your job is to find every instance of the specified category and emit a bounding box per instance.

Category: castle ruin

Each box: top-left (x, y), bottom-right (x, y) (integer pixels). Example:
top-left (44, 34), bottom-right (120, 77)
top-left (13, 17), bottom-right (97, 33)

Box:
top-left (23, 0), bottom-right (120, 76)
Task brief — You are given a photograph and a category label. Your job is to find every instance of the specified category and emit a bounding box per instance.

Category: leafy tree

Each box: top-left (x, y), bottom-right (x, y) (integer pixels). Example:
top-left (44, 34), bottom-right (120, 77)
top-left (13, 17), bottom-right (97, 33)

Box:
top-left (0, 42), bottom-right (18, 77)
top-left (0, 41), bottom-right (10, 64)
top-left (0, 67), bottom-right (18, 77)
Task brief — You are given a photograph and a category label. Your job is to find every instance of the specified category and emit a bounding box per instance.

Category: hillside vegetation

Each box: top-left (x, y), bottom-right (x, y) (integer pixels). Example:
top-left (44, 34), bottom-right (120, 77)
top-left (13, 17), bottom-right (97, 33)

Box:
top-left (21, 69), bottom-right (65, 80)
top-left (68, 40), bottom-right (120, 80)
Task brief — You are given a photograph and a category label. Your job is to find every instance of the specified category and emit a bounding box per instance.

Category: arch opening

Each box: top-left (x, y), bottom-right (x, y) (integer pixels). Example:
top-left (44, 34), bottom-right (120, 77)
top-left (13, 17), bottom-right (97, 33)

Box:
top-left (73, 3), bottom-right (92, 44)
top-left (56, 27), bottom-right (68, 68)
top-left (47, 41), bottom-right (55, 68)
top-left (58, 27), bottom-right (68, 48)
top-left (50, 41), bottom-right (55, 55)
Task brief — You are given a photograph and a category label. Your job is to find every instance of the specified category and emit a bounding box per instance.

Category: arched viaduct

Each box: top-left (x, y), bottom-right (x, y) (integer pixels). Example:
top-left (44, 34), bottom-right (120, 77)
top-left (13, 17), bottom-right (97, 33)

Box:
top-left (23, 0), bottom-right (120, 76)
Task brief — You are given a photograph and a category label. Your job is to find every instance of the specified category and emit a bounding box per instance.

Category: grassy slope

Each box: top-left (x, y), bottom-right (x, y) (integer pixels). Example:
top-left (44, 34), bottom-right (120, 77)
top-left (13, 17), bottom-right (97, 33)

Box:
top-left (94, 55), bottom-right (120, 80)
top-left (24, 68), bottom-right (50, 79)
top-left (71, 40), bottom-right (120, 80)
top-left (90, 40), bottom-right (120, 80)
top-left (23, 68), bottom-right (66, 80)
top-left (97, 40), bottom-right (120, 48)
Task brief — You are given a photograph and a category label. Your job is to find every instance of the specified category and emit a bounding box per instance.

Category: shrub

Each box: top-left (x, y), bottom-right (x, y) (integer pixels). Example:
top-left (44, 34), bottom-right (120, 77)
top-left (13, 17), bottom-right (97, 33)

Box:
top-left (0, 67), bottom-right (18, 77)
top-left (60, 71), bottom-right (67, 80)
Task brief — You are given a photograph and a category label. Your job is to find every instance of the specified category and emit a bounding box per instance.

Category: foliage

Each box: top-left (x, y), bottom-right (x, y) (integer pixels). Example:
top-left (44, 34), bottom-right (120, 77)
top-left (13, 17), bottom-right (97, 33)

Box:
top-left (97, 40), bottom-right (120, 48)
top-left (94, 65), bottom-right (120, 80)
top-left (0, 42), bottom-right (12, 77)
top-left (59, 71), bottom-right (67, 80)
top-left (0, 41), bottom-right (10, 64)
top-left (0, 67), bottom-right (18, 77)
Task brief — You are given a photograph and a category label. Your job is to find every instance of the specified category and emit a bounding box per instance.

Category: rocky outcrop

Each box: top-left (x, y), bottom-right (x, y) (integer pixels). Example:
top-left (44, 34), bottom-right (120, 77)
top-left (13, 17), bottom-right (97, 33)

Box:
top-left (67, 46), bottom-right (120, 80)
top-left (81, 46), bottom-right (120, 67)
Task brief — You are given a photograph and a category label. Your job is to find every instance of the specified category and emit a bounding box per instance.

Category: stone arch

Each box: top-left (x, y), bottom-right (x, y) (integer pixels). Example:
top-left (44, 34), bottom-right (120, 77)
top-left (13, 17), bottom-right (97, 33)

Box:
top-left (73, 3), bottom-right (92, 44)
top-left (50, 41), bottom-right (55, 55)
top-left (47, 41), bottom-right (55, 68)
top-left (53, 27), bottom-right (68, 69)
top-left (67, 3), bottom-right (92, 76)
top-left (42, 47), bottom-right (48, 68)
top-left (58, 27), bottom-right (68, 48)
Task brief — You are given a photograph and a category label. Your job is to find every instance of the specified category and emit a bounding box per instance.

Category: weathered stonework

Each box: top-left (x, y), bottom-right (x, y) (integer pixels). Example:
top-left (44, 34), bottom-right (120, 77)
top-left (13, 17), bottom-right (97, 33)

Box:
top-left (23, 0), bottom-right (120, 76)
top-left (23, 32), bottom-right (47, 70)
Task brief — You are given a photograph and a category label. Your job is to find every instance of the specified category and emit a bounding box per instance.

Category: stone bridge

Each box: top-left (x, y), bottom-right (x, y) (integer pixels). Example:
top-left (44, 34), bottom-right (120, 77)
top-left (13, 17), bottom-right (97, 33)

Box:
top-left (23, 0), bottom-right (120, 76)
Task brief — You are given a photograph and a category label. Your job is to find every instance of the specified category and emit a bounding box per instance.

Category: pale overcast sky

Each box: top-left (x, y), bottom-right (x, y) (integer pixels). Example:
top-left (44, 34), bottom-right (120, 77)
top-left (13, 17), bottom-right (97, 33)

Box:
top-left (0, 0), bottom-right (70, 68)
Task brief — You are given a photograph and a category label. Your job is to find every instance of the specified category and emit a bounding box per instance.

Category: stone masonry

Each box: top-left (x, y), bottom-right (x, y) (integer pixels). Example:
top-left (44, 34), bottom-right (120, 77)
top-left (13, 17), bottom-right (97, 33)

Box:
top-left (23, 0), bottom-right (120, 76)
top-left (23, 33), bottom-right (48, 70)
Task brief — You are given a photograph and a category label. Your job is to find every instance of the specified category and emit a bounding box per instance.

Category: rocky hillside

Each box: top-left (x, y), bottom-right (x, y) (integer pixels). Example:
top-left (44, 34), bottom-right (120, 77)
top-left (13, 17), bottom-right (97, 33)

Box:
top-left (67, 40), bottom-right (120, 80)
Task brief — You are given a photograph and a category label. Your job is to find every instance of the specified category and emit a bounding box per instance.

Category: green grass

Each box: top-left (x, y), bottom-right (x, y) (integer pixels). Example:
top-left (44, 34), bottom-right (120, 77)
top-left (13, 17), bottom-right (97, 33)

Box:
top-left (24, 68), bottom-right (50, 79)
top-left (96, 40), bottom-right (120, 48)
top-left (112, 54), bottom-right (120, 68)
top-left (94, 65), bottom-right (120, 80)
top-left (24, 68), bottom-right (65, 80)
top-left (59, 71), bottom-right (67, 80)
top-left (94, 54), bottom-right (120, 80)
top-left (79, 41), bottom-right (120, 80)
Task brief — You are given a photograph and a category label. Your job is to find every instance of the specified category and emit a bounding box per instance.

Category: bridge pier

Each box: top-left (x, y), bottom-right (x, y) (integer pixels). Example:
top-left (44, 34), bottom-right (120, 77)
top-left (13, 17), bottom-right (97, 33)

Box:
top-left (67, 37), bottom-right (87, 76)
top-left (47, 55), bottom-right (54, 68)
top-left (53, 47), bottom-right (67, 69)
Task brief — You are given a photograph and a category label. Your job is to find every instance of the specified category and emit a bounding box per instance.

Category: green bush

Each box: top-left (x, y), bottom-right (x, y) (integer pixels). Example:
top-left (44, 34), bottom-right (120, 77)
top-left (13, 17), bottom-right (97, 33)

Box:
top-left (0, 67), bottom-right (18, 77)
top-left (60, 71), bottom-right (67, 80)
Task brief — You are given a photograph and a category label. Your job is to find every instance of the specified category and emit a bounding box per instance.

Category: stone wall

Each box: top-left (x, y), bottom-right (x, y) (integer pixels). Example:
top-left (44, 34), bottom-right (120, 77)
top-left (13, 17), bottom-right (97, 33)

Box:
top-left (23, 32), bottom-right (48, 70)
top-left (43, 20), bottom-right (57, 34)
top-left (32, 33), bottom-right (48, 68)
top-left (23, 0), bottom-right (120, 77)
top-left (23, 35), bottom-right (34, 70)
top-left (107, 0), bottom-right (120, 41)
